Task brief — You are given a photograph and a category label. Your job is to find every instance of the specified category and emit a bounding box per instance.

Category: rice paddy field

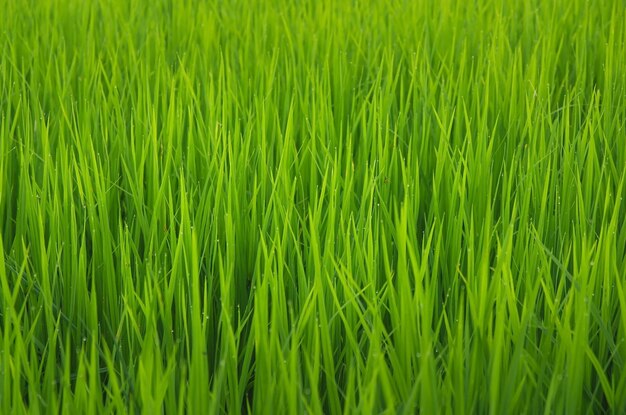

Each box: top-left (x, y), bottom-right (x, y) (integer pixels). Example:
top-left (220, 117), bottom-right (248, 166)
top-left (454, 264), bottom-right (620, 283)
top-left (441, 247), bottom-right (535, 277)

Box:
top-left (2, 0), bottom-right (626, 413)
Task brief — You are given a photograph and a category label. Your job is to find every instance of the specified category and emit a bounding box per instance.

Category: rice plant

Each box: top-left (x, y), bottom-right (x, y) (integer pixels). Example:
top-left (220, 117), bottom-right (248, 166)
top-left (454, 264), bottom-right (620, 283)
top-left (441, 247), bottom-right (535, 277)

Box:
top-left (1, 0), bottom-right (626, 412)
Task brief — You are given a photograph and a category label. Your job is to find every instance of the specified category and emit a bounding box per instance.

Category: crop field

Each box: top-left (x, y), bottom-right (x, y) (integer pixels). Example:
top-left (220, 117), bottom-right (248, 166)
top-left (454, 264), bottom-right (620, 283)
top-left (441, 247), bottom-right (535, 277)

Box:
top-left (1, 0), bottom-right (626, 413)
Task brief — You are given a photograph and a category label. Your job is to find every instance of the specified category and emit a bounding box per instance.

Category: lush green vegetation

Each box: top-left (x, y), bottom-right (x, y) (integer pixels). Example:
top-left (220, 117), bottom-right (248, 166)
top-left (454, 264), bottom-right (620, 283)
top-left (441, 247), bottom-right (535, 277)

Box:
top-left (2, 0), bottom-right (626, 412)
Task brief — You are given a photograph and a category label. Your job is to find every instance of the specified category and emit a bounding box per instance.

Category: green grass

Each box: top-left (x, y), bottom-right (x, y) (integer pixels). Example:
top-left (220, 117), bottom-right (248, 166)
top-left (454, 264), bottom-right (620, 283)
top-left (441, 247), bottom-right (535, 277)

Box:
top-left (2, 0), bottom-right (626, 412)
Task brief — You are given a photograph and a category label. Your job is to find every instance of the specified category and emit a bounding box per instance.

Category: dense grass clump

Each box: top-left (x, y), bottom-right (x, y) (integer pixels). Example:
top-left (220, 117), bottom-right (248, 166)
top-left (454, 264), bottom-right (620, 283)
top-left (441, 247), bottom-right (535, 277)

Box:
top-left (2, 0), bottom-right (626, 412)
